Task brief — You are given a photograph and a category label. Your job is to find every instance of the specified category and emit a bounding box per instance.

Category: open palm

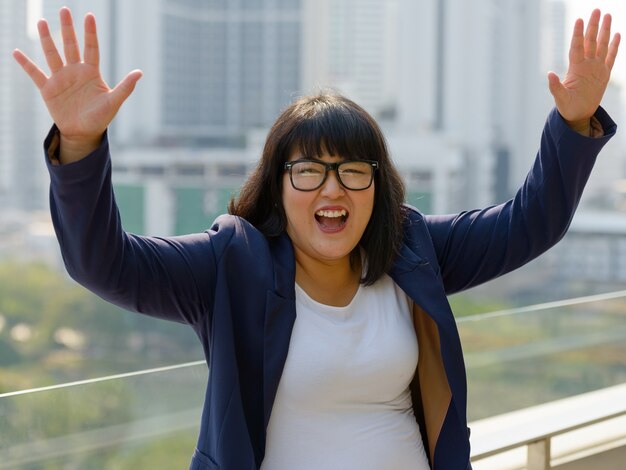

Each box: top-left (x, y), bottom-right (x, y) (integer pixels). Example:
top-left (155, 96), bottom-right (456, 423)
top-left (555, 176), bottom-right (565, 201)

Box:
top-left (37, 58), bottom-right (116, 140)
top-left (13, 8), bottom-right (141, 156)
top-left (548, 9), bottom-right (620, 126)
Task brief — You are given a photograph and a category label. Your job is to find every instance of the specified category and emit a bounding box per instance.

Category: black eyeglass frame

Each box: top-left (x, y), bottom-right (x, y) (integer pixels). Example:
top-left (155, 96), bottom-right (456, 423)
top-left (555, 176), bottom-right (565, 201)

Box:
top-left (283, 159), bottom-right (379, 191)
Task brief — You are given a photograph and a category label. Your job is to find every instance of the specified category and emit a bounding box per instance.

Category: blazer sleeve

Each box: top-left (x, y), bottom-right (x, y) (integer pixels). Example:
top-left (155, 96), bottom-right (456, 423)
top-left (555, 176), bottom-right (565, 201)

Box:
top-left (45, 127), bottom-right (233, 326)
top-left (424, 107), bottom-right (616, 295)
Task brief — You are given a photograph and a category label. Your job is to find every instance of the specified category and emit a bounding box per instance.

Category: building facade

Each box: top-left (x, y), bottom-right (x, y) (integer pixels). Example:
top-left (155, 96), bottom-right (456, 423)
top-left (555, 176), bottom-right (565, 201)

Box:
top-left (395, 0), bottom-right (546, 209)
top-left (112, 0), bottom-right (301, 147)
top-left (0, 1), bottom-right (44, 210)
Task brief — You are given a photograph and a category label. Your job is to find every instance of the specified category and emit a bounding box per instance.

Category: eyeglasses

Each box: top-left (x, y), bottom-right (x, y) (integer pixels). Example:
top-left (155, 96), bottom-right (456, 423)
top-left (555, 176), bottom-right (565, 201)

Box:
top-left (284, 159), bottom-right (378, 191)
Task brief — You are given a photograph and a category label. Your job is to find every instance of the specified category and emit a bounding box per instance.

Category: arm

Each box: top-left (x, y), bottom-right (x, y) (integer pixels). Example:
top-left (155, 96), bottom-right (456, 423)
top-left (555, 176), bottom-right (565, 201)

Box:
top-left (426, 107), bottom-right (615, 295)
top-left (18, 9), bottom-right (219, 325)
top-left (425, 9), bottom-right (620, 294)
top-left (46, 128), bottom-right (227, 325)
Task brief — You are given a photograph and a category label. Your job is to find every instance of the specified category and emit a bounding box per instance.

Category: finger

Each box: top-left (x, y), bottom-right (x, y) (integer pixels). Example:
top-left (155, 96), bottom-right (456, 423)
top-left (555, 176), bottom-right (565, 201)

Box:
top-left (584, 9), bottom-right (601, 59)
top-left (83, 13), bottom-right (99, 66)
top-left (606, 33), bottom-right (621, 70)
top-left (596, 13), bottom-right (612, 60)
top-left (110, 70), bottom-right (143, 110)
top-left (13, 49), bottom-right (48, 89)
top-left (60, 7), bottom-right (81, 64)
top-left (37, 19), bottom-right (64, 73)
top-left (569, 18), bottom-right (585, 64)
top-left (547, 72), bottom-right (569, 105)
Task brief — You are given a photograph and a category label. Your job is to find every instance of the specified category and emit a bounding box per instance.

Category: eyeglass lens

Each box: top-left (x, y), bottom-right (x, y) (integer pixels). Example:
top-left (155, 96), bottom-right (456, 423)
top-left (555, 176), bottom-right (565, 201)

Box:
top-left (290, 161), bottom-right (374, 190)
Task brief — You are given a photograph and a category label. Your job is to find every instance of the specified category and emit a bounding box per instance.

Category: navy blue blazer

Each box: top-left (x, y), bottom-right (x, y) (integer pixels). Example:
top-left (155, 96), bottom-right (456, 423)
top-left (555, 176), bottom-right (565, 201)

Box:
top-left (46, 107), bottom-right (615, 469)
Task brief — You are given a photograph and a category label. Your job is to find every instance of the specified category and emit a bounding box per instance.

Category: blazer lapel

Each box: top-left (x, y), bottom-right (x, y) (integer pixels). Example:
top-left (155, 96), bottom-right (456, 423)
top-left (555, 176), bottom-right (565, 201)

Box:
top-left (389, 240), bottom-right (469, 467)
top-left (389, 242), bottom-right (443, 316)
top-left (262, 234), bottom-right (297, 433)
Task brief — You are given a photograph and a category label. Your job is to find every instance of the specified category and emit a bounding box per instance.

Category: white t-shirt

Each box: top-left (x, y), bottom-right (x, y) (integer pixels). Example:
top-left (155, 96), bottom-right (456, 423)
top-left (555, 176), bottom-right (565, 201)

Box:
top-left (261, 274), bottom-right (430, 470)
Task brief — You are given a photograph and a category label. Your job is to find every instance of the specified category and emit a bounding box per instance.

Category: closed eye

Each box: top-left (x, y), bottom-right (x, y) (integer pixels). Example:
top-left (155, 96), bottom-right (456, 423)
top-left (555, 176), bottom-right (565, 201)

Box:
top-left (340, 168), bottom-right (367, 175)
top-left (297, 167), bottom-right (323, 175)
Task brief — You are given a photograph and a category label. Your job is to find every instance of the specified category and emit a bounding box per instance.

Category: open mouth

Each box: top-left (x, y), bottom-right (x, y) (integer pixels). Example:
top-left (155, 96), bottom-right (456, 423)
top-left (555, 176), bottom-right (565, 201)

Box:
top-left (315, 209), bottom-right (348, 231)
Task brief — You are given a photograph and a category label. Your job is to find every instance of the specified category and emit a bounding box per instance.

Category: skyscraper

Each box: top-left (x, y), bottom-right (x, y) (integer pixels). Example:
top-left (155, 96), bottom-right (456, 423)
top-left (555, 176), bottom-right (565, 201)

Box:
top-left (302, 0), bottom-right (398, 118)
top-left (114, 0), bottom-right (302, 147)
top-left (395, 0), bottom-right (545, 207)
top-left (0, 0), bottom-right (43, 210)
top-left (542, 0), bottom-right (567, 76)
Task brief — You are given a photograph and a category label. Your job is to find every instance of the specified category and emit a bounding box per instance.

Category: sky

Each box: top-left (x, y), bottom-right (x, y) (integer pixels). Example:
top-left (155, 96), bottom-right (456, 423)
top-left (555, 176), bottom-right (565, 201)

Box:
top-left (564, 0), bottom-right (626, 86)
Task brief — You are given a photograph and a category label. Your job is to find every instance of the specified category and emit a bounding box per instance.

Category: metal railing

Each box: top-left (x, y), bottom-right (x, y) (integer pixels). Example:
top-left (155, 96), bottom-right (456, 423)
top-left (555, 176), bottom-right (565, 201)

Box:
top-left (469, 383), bottom-right (626, 469)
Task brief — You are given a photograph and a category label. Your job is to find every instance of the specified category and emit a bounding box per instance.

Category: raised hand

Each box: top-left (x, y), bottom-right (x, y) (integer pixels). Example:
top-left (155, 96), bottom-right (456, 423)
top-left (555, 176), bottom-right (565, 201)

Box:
top-left (548, 9), bottom-right (620, 133)
top-left (13, 8), bottom-right (142, 163)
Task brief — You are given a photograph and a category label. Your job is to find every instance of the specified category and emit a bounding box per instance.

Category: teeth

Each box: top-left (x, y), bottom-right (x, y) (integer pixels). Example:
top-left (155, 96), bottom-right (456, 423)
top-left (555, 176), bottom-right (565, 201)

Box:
top-left (316, 209), bottom-right (347, 218)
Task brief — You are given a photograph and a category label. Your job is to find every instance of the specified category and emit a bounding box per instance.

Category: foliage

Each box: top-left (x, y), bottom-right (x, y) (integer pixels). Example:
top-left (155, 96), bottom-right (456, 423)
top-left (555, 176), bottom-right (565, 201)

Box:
top-left (0, 260), bottom-right (208, 467)
top-left (448, 293), bottom-right (512, 317)
top-left (0, 260), bottom-right (203, 392)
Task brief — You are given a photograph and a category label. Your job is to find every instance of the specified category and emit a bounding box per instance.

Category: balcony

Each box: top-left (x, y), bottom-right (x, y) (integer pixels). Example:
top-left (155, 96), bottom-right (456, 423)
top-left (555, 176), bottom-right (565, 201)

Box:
top-left (1, 291), bottom-right (625, 469)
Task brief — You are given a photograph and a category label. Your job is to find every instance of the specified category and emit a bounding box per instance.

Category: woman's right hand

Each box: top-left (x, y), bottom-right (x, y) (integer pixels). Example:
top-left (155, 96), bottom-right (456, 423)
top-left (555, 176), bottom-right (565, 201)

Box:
top-left (13, 7), bottom-right (142, 163)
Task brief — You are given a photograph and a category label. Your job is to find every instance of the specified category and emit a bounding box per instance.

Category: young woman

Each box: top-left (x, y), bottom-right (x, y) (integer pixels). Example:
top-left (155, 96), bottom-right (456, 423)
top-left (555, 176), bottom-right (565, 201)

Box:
top-left (14, 7), bottom-right (620, 470)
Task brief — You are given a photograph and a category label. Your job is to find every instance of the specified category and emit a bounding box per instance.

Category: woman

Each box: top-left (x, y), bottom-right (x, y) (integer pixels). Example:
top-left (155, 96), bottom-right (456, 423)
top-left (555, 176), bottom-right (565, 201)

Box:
top-left (14, 7), bottom-right (620, 470)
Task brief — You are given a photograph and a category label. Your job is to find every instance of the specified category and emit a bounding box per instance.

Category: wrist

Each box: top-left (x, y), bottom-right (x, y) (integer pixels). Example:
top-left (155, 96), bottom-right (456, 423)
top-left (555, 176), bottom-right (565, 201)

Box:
top-left (59, 132), bottom-right (103, 164)
top-left (564, 118), bottom-right (592, 136)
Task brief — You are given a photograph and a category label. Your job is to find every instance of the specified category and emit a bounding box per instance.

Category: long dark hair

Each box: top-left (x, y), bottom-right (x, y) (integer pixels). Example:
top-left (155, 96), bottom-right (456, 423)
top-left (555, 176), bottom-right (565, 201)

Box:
top-left (229, 93), bottom-right (407, 285)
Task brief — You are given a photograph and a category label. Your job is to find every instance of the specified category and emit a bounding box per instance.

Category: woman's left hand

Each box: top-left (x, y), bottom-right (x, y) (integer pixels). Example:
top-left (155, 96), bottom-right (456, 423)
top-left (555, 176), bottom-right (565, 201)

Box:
top-left (548, 9), bottom-right (620, 131)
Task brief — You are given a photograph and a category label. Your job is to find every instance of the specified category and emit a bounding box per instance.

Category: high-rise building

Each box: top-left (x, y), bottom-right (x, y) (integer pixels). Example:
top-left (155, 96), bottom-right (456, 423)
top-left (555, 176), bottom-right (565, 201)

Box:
top-left (302, 0), bottom-right (398, 118)
top-left (0, 1), bottom-right (43, 210)
top-left (395, 0), bottom-right (545, 208)
top-left (488, 0), bottom-right (546, 201)
top-left (542, 0), bottom-right (567, 76)
top-left (301, 0), bottom-right (462, 214)
top-left (23, 0), bottom-right (558, 222)
top-left (113, 0), bottom-right (302, 147)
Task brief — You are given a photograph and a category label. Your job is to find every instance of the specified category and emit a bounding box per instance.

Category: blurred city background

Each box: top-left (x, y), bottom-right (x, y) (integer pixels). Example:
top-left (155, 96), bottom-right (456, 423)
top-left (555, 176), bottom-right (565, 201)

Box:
top-left (1, 0), bottom-right (625, 468)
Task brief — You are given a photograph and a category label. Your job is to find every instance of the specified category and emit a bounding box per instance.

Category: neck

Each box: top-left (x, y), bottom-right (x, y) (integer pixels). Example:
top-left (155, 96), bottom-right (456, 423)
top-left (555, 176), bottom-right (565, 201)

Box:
top-left (294, 250), bottom-right (362, 307)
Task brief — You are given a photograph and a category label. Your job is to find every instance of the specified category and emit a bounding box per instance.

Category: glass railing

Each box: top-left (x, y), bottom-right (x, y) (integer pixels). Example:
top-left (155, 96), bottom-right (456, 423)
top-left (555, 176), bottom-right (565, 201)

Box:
top-left (0, 362), bottom-right (207, 469)
top-left (1, 292), bottom-right (625, 468)
top-left (458, 290), bottom-right (626, 422)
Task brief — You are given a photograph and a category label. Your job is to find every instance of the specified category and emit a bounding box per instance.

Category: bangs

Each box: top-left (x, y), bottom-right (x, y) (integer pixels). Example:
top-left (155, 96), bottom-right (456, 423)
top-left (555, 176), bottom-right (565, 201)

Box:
top-left (284, 100), bottom-right (385, 162)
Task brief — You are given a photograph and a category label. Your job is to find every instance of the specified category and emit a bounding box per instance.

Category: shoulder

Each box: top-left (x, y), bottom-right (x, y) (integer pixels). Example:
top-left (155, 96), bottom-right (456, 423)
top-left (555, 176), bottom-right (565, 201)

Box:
top-left (207, 214), bottom-right (274, 261)
top-left (398, 204), bottom-right (437, 252)
top-left (401, 204), bottom-right (427, 238)
top-left (208, 213), bottom-right (269, 244)
top-left (402, 204), bottom-right (424, 223)
top-left (207, 214), bottom-right (287, 292)
top-left (209, 213), bottom-right (257, 236)
top-left (401, 204), bottom-right (444, 261)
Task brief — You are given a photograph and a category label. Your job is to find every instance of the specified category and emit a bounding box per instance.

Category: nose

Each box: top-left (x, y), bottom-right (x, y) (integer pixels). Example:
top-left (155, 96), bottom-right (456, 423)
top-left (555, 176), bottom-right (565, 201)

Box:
top-left (320, 169), bottom-right (345, 197)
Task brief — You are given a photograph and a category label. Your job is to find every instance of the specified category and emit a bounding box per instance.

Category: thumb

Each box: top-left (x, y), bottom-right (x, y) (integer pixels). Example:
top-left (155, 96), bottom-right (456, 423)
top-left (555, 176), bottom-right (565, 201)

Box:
top-left (110, 69), bottom-right (143, 110)
top-left (547, 71), bottom-right (568, 104)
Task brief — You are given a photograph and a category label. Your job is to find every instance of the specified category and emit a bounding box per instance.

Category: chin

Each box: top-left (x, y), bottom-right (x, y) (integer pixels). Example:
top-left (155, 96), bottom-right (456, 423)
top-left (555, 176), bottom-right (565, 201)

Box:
top-left (314, 244), bottom-right (356, 261)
